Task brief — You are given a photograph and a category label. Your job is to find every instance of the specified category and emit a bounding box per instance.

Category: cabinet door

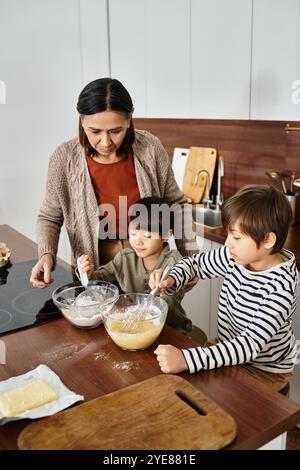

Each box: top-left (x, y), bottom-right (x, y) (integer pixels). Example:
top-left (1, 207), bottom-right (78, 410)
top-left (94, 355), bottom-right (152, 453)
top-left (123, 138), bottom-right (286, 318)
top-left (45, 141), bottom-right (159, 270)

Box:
top-left (109, 0), bottom-right (146, 116)
top-left (109, 0), bottom-right (190, 117)
top-left (290, 271), bottom-right (300, 406)
top-left (190, 0), bottom-right (252, 119)
top-left (79, 0), bottom-right (109, 84)
top-left (181, 238), bottom-right (212, 335)
top-left (210, 241), bottom-right (224, 338)
top-left (251, 0), bottom-right (300, 120)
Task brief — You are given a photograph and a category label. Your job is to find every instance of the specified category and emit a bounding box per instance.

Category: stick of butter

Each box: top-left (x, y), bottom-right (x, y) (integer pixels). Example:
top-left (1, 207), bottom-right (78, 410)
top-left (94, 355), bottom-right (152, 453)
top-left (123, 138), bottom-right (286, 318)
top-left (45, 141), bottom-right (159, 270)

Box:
top-left (0, 379), bottom-right (58, 417)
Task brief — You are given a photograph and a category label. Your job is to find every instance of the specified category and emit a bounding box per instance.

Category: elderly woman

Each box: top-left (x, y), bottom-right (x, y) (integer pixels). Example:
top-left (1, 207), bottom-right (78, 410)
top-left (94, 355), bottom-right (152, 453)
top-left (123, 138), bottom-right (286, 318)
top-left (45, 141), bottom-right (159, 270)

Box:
top-left (30, 78), bottom-right (196, 288)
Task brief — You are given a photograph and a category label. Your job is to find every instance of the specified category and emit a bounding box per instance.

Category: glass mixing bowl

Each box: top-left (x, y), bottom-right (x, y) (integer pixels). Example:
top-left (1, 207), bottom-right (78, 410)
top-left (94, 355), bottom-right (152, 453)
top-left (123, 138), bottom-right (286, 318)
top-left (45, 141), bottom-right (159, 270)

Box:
top-left (101, 293), bottom-right (168, 350)
top-left (52, 281), bottom-right (119, 329)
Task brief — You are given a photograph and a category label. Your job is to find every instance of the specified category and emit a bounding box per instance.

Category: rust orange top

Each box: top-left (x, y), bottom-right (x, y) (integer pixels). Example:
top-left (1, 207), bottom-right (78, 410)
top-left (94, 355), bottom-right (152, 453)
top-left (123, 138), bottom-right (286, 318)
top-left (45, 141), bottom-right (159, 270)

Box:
top-left (86, 153), bottom-right (140, 237)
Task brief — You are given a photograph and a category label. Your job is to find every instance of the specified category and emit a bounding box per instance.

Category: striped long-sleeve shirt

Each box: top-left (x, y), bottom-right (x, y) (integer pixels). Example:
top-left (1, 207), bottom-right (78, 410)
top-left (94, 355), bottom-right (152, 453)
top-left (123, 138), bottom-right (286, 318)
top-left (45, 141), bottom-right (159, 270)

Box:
top-left (167, 246), bottom-right (298, 374)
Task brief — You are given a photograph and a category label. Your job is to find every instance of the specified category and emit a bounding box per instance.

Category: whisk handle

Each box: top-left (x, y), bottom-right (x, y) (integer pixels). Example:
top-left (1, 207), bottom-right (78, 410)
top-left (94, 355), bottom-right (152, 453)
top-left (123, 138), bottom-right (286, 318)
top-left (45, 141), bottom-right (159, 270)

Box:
top-left (149, 265), bottom-right (173, 298)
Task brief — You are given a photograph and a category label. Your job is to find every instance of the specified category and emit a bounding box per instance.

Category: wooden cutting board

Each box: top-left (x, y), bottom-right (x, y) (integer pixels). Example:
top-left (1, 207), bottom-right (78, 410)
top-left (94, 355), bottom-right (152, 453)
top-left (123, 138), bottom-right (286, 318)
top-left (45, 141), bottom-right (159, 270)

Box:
top-left (18, 375), bottom-right (237, 450)
top-left (182, 147), bottom-right (217, 203)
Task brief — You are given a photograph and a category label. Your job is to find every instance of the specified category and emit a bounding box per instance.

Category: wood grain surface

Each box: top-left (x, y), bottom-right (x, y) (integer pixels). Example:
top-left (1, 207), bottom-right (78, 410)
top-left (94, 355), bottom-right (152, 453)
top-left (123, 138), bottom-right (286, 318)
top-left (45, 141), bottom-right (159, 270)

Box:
top-left (182, 147), bottom-right (217, 203)
top-left (18, 375), bottom-right (237, 450)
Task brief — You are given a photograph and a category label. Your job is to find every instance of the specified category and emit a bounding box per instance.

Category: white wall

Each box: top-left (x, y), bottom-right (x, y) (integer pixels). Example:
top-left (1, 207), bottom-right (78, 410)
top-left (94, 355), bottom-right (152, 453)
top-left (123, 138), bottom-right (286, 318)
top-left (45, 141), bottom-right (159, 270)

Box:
top-left (0, 0), bottom-right (109, 263)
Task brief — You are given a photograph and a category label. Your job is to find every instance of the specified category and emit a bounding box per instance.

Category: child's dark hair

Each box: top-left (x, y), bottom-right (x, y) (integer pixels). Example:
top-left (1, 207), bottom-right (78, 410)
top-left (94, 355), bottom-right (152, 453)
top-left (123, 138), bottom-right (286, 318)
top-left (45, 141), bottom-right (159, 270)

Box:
top-left (128, 197), bottom-right (174, 237)
top-left (221, 185), bottom-right (292, 254)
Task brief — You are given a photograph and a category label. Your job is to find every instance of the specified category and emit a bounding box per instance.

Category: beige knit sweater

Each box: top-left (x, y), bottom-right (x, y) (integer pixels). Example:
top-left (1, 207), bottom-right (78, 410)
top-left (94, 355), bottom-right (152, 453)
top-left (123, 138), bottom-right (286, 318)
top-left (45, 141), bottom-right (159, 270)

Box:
top-left (37, 129), bottom-right (196, 269)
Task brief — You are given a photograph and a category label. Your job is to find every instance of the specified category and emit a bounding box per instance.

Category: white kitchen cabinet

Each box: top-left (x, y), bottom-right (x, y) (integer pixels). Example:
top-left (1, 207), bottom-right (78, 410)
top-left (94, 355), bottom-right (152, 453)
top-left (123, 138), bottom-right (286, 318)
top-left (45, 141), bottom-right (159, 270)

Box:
top-left (144, 0), bottom-right (191, 118)
top-left (109, 0), bottom-right (190, 118)
top-left (251, 0), bottom-right (300, 120)
top-left (79, 0), bottom-right (109, 84)
top-left (109, 0), bottom-right (147, 116)
top-left (209, 241), bottom-right (223, 338)
top-left (190, 0), bottom-right (252, 119)
top-left (290, 271), bottom-right (300, 407)
top-left (169, 236), bottom-right (224, 338)
top-left (109, 0), bottom-right (252, 119)
top-left (181, 237), bottom-right (212, 336)
top-left (109, 0), bottom-right (299, 120)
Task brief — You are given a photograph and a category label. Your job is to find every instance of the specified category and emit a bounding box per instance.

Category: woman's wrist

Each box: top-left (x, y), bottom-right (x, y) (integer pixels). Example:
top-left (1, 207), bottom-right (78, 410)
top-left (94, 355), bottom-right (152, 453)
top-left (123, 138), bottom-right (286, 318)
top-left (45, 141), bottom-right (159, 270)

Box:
top-left (40, 252), bottom-right (54, 262)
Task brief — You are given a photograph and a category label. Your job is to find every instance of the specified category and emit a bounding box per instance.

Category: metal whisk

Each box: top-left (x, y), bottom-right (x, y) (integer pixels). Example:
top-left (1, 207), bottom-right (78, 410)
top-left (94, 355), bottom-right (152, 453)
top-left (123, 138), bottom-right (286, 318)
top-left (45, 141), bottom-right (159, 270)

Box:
top-left (122, 265), bottom-right (172, 331)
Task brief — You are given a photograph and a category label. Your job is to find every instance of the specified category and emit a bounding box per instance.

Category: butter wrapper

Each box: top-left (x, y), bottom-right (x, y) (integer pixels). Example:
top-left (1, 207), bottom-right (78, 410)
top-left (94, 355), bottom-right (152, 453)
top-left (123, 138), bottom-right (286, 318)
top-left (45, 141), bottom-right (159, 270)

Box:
top-left (0, 364), bottom-right (84, 425)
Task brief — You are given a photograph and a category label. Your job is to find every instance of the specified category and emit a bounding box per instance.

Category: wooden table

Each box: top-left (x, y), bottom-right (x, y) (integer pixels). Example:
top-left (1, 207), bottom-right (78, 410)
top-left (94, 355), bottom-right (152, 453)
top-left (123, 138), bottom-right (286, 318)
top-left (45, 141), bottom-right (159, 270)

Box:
top-left (1, 224), bottom-right (300, 450)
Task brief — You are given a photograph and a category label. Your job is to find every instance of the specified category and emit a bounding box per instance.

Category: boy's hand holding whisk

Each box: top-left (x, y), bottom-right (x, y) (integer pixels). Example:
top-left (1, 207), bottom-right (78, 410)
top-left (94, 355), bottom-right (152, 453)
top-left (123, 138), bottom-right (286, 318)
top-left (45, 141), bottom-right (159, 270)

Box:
top-left (149, 268), bottom-right (198, 293)
top-left (149, 268), bottom-right (175, 291)
top-left (149, 268), bottom-right (188, 374)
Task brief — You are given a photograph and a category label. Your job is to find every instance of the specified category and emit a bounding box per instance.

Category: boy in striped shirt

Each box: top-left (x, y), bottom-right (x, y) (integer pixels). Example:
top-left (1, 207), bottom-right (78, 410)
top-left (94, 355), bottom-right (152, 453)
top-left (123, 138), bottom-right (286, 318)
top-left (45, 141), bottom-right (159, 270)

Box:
top-left (150, 185), bottom-right (298, 392)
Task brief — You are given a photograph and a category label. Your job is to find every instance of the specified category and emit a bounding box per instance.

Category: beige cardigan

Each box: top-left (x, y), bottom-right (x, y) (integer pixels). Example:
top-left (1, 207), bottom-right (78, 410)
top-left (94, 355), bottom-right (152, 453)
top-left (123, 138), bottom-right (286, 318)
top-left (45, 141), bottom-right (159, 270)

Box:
top-left (37, 129), bottom-right (196, 269)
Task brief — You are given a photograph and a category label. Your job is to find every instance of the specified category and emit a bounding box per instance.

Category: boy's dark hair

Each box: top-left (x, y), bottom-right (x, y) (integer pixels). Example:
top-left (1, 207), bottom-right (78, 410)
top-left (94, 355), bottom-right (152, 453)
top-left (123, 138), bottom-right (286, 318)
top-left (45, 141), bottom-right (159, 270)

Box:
top-left (77, 77), bottom-right (135, 158)
top-left (221, 185), bottom-right (292, 254)
top-left (128, 197), bottom-right (174, 238)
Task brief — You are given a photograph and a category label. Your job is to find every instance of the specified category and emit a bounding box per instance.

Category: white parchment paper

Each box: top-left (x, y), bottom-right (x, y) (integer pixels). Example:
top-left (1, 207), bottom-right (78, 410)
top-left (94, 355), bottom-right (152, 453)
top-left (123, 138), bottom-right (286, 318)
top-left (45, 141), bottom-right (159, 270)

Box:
top-left (0, 364), bottom-right (84, 425)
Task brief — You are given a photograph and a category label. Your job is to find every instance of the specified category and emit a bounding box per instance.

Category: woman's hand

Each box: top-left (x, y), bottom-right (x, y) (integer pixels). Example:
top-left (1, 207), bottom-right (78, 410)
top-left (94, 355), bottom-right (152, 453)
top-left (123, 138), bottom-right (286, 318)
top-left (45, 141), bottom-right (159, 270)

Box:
top-left (30, 254), bottom-right (54, 288)
top-left (149, 268), bottom-right (175, 291)
top-left (154, 344), bottom-right (188, 374)
top-left (79, 254), bottom-right (94, 279)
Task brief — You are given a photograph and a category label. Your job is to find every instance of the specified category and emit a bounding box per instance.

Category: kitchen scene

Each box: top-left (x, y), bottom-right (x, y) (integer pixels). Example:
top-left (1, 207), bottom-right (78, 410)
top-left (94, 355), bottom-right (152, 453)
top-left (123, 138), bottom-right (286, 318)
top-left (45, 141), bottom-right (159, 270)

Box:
top-left (1, 0), bottom-right (300, 454)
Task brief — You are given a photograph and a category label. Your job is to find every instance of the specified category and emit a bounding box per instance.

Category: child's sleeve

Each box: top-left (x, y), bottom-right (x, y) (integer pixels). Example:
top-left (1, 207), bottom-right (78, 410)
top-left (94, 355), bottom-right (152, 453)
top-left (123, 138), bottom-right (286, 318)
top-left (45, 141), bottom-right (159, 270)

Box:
top-left (181, 282), bottom-right (296, 374)
top-left (92, 251), bottom-right (122, 283)
top-left (167, 246), bottom-right (232, 294)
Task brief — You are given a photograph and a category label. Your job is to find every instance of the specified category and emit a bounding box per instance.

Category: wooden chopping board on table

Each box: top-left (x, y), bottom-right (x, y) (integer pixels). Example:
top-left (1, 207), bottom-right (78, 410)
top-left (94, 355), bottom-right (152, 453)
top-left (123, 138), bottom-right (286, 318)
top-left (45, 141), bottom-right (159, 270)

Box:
top-left (182, 147), bottom-right (217, 203)
top-left (18, 375), bottom-right (237, 450)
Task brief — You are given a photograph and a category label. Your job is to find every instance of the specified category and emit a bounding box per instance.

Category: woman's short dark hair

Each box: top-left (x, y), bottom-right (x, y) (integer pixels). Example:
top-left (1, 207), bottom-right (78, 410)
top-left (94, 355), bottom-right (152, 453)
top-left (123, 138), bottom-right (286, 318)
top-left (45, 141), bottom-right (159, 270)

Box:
top-left (221, 185), bottom-right (292, 254)
top-left (77, 77), bottom-right (135, 158)
top-left (128, 197), bottom-right (175, 238)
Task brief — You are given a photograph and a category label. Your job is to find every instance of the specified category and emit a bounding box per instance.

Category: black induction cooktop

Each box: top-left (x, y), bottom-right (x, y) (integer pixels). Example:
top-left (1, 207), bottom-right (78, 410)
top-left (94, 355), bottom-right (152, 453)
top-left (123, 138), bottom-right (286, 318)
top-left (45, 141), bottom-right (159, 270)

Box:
top-left (0, 260), bottom-right (73, 334)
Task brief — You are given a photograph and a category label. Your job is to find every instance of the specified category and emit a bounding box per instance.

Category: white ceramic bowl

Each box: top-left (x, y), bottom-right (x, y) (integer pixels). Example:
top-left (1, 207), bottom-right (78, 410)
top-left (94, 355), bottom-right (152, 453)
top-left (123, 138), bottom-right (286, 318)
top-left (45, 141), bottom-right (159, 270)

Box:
top-left (101, 293), bottom-right (168, 350)
top-left (52, 281), bottom-right (119, 329)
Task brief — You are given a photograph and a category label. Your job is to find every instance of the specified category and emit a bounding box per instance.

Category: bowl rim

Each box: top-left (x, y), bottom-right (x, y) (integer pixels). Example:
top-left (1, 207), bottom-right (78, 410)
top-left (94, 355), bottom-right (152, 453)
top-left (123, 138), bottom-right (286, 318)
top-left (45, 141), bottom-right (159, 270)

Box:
top-left (52, 280), bottom-right (119, 308)
top-left (104, 292), bottom-right (168, 322)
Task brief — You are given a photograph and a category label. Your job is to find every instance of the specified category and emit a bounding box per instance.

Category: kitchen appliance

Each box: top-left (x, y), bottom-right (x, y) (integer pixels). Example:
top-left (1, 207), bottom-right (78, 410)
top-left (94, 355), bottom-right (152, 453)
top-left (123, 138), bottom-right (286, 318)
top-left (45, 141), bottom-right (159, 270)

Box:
top-left (0, 260), bottom-right (73, 334)
top-left (18, 374), bottom-right (237, 450)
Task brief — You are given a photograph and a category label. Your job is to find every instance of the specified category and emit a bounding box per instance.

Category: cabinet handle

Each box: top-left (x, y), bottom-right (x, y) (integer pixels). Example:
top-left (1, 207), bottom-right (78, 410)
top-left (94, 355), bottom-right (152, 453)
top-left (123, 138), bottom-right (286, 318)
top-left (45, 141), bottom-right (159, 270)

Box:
top-left (285, 123), bottom-right (300, 133)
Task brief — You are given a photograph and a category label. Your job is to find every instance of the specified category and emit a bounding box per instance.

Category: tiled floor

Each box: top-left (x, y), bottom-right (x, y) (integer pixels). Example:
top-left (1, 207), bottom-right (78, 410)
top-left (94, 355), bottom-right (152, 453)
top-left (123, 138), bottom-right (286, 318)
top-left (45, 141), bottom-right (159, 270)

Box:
top-left (286, 427), bottom-right (300, 450)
